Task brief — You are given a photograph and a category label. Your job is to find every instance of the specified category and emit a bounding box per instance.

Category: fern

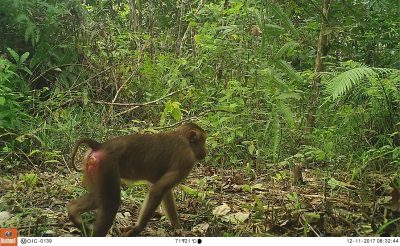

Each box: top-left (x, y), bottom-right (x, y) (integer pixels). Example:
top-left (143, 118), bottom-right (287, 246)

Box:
top-left (326, 65), bottom-right (398, 100)
top-left (326, 66), bottom-right (377, 100)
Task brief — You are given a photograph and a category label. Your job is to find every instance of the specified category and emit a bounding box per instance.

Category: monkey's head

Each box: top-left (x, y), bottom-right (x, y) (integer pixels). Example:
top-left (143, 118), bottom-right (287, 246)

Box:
top-left (178, 123), bottom-right (207, 160)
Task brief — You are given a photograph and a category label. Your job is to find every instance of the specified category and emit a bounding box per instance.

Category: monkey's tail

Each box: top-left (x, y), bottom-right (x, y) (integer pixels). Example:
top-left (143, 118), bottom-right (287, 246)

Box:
top-left (70, 138), bottom-right (102, 172)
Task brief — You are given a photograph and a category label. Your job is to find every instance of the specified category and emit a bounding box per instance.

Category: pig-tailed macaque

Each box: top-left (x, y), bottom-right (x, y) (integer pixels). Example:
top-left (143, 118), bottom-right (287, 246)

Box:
top-left (67, 123), bottom-right (206, 236)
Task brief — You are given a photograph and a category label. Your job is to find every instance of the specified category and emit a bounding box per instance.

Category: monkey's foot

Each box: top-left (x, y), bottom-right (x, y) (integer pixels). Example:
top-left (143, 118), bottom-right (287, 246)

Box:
top-left (121, 226), bottom-right (142, 237)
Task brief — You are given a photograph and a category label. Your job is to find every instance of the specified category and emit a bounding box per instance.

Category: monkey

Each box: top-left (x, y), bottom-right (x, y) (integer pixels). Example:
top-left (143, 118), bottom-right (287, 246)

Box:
top-left (67, 122), bottom-right (206, 236)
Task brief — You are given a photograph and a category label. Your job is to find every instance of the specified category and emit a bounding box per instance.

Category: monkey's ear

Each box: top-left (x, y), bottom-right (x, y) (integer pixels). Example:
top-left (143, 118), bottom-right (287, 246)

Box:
top-left (188, 130), bottom-right (200, 143)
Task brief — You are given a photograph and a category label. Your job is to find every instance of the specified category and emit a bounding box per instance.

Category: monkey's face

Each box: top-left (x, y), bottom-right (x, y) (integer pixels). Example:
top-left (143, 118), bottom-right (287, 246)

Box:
top-left (197, 144), bottom-right (206, 160)
top-left (181, 123), bottom-right (207, 160)
top-left (192, 134), bottom-right (206, 160)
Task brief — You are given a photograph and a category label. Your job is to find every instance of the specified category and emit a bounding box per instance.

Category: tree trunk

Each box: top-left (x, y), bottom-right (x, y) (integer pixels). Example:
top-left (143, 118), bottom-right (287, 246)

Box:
top-left (176, 0), bottom-right (185, 56)
top-left (148, 0), bottom-right (154, 60)
top-left (306, 0), bottom-right (331, 133)
top-left (129, 0), bottom-right (138, 32)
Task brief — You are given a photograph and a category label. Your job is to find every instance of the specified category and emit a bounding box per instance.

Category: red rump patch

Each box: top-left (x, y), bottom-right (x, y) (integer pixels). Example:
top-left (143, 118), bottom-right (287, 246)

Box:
top-left (85, 150), bottom-right (101, 174)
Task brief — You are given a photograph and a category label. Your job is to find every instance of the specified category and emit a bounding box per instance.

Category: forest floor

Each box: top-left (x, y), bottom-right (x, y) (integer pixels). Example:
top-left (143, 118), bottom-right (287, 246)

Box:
top-left (0, 161), bottom-right (399, 237)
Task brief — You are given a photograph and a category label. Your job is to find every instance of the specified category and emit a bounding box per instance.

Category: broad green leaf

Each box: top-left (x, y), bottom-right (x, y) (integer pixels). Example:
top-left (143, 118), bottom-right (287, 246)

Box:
top-left (20, 52), bottom-right (30, 64)
top-left (28, 149), bottom-right (41, 157)
top-left (22, 66), bottom-right (33, 75)
top-left (304, 212), bottom-right (320, 224)
top-left (275, 59), bottom-right (303, 83)
top-left (180, 184), bottom-right (198, 196)
top-left (276, 92), bottom-right (301, 100)
top-left (24, 25), bottom-right (34, 43)
top-left (171, 107), bottom-right (182, 121)
top-left (276, 41), bottom-right (299, 59)
top-left (242, 184), bottom-right (251, 192)
top-left (253, 8), bottom-right (262, 28)
top-left (263, 24), bottom-right (285, 35)
top-left (248, 144), bottom-right (255, 155)
top-left (277, 101), bottom-right (295, 127)
top-left (270, 3), bottom-right (299, 38)
top-left (7, 48), bottom-right (19, 63)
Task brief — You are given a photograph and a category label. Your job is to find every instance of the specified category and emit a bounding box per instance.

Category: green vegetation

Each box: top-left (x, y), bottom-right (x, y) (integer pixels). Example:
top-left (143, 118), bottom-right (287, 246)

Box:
top-left (1, 0), bottom-right (399, 237)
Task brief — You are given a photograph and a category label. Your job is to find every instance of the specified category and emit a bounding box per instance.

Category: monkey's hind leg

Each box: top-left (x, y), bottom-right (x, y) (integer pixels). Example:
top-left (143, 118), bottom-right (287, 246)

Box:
top-left (92, 171), bottom-right (121, 236)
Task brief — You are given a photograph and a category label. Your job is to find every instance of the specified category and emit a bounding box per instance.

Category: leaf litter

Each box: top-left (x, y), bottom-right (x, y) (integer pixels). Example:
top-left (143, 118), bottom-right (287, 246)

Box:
top-left (1, 162), bottom-right (399, 236)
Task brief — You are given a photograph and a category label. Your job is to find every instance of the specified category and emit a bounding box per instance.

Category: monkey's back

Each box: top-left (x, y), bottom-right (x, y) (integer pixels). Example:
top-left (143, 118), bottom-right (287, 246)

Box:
top-left (101, 133), bottom-right (195, 183)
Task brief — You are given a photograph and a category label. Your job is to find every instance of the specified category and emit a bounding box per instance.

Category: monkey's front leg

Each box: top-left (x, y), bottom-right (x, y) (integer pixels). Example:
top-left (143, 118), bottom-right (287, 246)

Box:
top-left (122, 172), bottom-right (181, 236)
top-left (161, 189), bottom-right (181, 229)
top-left (122, 185), bottom-right (165, 236)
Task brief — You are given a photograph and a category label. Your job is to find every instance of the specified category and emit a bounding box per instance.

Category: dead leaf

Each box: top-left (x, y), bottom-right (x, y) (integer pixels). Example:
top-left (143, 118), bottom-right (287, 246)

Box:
top-left (233, 212), bottom-right (250, 223)
top-left (213, 203), bottom-right (231, 216)
top-left (192, 223), bottom-right (210, 234)
top-left (221, 211), bottom-right (250, 224)
top-left (233, 173), bottom-right (245, 185)
top-left (251, 183), bottom-right (264, 191)
top-left (0, 211), bottom-right (11, 225)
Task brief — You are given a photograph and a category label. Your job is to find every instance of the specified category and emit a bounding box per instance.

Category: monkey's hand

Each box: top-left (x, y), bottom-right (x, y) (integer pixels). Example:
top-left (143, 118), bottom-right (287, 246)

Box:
top-left (121, 226), bottom-right (142, 237)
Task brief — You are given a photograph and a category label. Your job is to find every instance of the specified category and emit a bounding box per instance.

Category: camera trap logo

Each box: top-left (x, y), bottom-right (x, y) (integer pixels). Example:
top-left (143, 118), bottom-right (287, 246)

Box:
top-left (0, 228), bottom-right (18, 246)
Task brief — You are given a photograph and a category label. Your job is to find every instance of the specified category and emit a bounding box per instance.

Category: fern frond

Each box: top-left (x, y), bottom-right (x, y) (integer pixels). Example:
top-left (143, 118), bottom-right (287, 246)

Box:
top-left (326, 66), bottom-right (377, 100)
top-left (374, 67), bottom-right (399, 77)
